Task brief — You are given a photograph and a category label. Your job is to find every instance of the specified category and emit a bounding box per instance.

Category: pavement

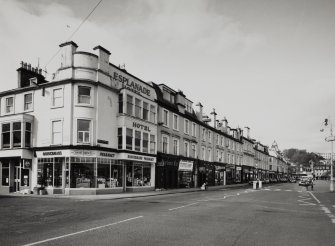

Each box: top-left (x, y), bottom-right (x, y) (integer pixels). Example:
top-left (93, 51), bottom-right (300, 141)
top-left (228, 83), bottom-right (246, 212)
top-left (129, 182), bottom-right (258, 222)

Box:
top-left (4, 183), bottom-right (250, 200)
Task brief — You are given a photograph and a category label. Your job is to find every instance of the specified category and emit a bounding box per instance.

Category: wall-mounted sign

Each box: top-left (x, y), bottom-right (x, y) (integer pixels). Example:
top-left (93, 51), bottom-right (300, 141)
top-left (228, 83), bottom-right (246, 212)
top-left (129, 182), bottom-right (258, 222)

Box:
top-left (236, 166), bottom-right (242, 171)
top-left (23, 160), bottom-right (31, 168)
top-left (179, 160), bottom-right (194, 172)
top-left (42, 151), bottom-right (62, 156)
top-left (97, 139), bottom-right (109, 145)
top-left (118, 153), bottom-right (156, 163)
top-left (113, 72), bottom-right (151, 97)
top-left (133, 122), bottom-right (151, 132)
top-left (99, 152), bottom-right (116, 158)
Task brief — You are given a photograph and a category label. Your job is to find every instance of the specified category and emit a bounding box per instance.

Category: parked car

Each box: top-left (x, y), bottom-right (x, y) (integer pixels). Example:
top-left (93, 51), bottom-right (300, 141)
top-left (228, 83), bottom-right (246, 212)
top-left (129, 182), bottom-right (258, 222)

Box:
top-left (298, 176), bottom-right (312, 186)
top-left (288, 178), bottom-right (297, 183)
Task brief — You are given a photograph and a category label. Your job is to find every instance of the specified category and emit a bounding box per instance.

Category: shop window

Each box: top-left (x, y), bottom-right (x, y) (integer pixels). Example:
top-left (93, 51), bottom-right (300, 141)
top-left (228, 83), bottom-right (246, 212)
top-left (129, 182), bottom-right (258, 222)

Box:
top-left (52, 88), bottom-right (63, 107)
top-left (77, 119), bottom-right (90, 144)
top-left (150, 134), bottom-right (156, 154)
top-left (21, 168), bottom-right (30, 187)
top-left (5, 97), bottom-right (14, 114)
top-left (37, 159), bottom-right (53, 187)
top-left (162, 136), bottom-right (169, 154)
top-left (143, 133), bottom-right (149, 153)
top-left (118, 94), bottom-right (123, 113)
top-left (135, 98), bottom-right (141, 118)
top-left (52, 120), bottom-right (62, 145)
top-left (126, 128), bottom-right (133, 150)
top-left (1, 162), bottom-right (9, 186)
top-left (118, 128), bottom-right (123, 149)
top-left (126, 95), bottom-right (133, 115)
top-left (143, 102), bottom-right (149, 121)
top-left (12, 122), bottom-right (21, 148)
top-left (126, 163), bottom-right (151, 187)
top-left (2, 123), bottom-right (10, 149)
top-left (25, 122), bottom-right (32, 147)
top-left (70, 157), bottom-right (95, 188)
top-left (24, 93), bottom-right (33, 111)
top-left (78, 86), bottom-right (91, 104)
top-left (135, 130), bottom-right (141, 151)
top-left (150, 105), bottom-right (156, 123)
top-left (54, 158), bottom-right (63, 187)
top-left (97, 160), bottom-right (123, 188)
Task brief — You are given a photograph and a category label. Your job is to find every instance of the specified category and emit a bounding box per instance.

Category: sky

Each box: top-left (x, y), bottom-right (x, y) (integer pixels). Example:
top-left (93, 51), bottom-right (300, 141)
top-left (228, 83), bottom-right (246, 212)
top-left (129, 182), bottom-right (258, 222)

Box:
top-left (0, 0), bottom-right (335, 154)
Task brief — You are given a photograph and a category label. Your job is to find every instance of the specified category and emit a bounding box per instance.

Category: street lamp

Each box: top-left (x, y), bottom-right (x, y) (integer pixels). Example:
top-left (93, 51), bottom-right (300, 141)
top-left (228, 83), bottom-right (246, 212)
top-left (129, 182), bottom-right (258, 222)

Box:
top-left (324, 119), bottom-right (334, 192)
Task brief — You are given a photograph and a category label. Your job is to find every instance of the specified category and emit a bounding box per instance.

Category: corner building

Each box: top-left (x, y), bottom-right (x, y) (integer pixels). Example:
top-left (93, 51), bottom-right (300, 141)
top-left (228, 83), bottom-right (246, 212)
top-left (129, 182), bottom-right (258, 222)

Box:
top-left (0, 41), bottom-right (157, 195)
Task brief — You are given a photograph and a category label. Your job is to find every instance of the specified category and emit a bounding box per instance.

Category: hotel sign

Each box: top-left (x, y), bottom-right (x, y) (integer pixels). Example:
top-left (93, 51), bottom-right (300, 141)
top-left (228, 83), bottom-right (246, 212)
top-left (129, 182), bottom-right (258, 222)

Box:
top-left (111, 68), bottom-right (154, 100)
top-left (178, 160), bottom-right (194, 172)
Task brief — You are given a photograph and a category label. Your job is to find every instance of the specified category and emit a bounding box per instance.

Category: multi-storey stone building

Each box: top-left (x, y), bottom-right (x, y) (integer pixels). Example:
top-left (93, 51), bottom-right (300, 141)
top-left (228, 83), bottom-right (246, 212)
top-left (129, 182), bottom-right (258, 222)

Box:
top-left (0, 41), bottom-right (288, 195)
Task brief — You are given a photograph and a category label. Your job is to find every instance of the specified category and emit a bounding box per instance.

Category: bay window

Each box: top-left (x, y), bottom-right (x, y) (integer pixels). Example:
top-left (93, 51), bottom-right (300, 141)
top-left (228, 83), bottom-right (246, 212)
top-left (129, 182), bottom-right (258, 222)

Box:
top-left (77, 119), bottom-right (90, 144)
top-left (2, 123), bottom-right (10, 149)
top-left (12, 122), bottom-right (21, 148)
top-left (78, 86), bottom-right (91, 104)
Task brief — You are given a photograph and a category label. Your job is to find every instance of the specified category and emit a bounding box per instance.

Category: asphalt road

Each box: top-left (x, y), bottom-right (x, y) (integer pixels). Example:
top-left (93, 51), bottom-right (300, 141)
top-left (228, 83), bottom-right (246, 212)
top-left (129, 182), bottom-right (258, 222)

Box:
top-left (1, 181), bottom-right (335, 246)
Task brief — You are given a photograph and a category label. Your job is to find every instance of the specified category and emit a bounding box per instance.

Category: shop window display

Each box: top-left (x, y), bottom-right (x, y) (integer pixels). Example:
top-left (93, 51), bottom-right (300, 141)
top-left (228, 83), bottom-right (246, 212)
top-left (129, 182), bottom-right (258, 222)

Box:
top-left (126, 162), bottom-right (151, 187)
top-left (1, 162), bottom-right (9, 186)
top-left (96, 159), bottom-right (123, 188)
top-left (70, 157), bottom-right (95, 188)
top-left (37, 158), bottom-right (64, 188)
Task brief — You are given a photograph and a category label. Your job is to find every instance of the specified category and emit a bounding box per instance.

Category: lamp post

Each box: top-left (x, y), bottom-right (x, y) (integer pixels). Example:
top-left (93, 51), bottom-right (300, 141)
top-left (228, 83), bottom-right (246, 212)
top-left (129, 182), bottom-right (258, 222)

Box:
top-left (325, 120), bottom-right (334, 192)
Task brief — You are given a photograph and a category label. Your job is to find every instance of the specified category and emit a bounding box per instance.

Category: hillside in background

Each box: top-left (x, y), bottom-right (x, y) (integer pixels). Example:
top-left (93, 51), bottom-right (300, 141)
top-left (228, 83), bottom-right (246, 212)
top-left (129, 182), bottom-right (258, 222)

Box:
top-left (283, 149), bottom-right (324, 166)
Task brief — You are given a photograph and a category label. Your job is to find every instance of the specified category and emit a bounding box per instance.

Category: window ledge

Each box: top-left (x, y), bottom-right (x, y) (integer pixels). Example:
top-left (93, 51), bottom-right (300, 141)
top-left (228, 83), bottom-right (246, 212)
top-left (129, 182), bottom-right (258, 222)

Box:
top-left (50, 105), bottom-right (64, 109)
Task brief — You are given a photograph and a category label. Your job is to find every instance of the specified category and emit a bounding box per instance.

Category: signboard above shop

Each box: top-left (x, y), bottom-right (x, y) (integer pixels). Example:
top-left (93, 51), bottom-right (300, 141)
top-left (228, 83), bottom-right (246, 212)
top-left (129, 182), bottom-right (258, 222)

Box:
top-left (178, 160), bottom-right (194, 172)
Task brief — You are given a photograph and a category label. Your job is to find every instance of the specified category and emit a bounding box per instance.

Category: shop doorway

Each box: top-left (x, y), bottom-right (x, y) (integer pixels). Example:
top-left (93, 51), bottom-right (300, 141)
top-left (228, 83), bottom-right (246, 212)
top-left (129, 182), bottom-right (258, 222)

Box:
top-left (14, 166), bottom-right (21, 192)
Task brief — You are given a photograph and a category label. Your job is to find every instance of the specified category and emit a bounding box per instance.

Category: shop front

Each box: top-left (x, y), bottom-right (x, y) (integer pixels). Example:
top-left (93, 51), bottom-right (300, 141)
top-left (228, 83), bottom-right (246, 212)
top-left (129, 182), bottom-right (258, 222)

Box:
top-left (242, 166), bottom-right (253, 183)
top-left (0, 150), bottom-right (33, 195)
top-left (197, 161), bottom-right (215, 187)
top-left (226, 164), bottom-right (236, 184)
top-left (118, 152), bottom-right (155, 192)
top-left (35, 150), bottom-right (155, 195)
top-left (155, 154), bottom-right (179, 189)
top-left (178, 159), bottom-right (194, 188)
top-left (235, 166), bottom-right (242, 183)
top-left (214, 164), bottom-right (225, 186)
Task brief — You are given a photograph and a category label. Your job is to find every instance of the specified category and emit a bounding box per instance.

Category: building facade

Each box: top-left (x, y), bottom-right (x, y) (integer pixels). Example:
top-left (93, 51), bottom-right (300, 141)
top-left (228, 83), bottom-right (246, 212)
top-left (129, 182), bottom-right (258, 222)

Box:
top-left (0, 41), bottom-right (289, 195)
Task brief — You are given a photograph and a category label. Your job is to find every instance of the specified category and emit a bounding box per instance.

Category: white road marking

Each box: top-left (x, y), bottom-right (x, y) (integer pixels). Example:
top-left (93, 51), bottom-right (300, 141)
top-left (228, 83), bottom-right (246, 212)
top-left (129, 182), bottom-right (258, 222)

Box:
top-left (275, 189), bottom-right (281, 191)
top-left (333, 205), bottom-right (335, 208)
top-left (264, 188), bottom-right (270, 191)
top-left (169, 202), bottom-right (199, 211)
top-left (22, 216), bottom-right (144, 246)
top-left (236, 193), bottom-right (240, 196)
top-left (285, 190), bottom-right (292, 192)
top-left (307, 191), bottom-right (321, 204)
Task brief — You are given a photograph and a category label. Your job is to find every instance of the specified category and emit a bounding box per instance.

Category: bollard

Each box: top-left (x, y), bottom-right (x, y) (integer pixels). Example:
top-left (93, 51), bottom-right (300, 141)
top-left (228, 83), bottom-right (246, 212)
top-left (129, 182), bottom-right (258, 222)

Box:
top-left (253, 181), bottom-right (258, 189)
top-left (259, 180), bottom-right (262, 189)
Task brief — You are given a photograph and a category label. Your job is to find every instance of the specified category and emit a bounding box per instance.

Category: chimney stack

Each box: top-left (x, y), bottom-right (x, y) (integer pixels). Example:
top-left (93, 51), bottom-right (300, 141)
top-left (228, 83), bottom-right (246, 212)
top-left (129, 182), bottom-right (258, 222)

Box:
top-left (93, 45), bottom-right (111, 74)
top-left (244, 127), bottom-right (250, 139)
top-left (210, 108), bottom-right (217, 129)
top-left (196, 102), bottom-right (203, 120)
top-left (59, 41), bottom-right (78, 68)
